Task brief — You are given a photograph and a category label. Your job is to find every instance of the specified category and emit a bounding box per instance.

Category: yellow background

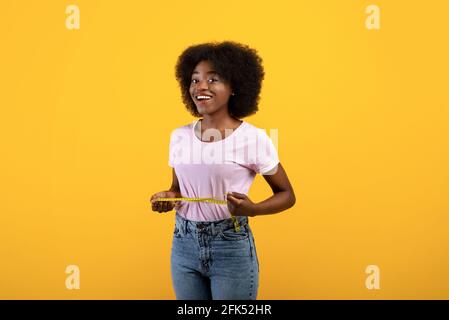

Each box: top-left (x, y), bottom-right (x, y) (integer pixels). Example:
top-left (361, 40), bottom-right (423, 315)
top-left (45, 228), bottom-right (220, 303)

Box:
top-left (1, 0), bottom-right (448, 299)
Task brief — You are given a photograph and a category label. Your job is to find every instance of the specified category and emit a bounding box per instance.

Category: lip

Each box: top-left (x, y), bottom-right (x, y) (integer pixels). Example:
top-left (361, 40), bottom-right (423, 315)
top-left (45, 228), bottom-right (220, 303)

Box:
top-left (197, 98), bottom-right (211, 104)
top-left (193, 94), bottom-right (213, 103)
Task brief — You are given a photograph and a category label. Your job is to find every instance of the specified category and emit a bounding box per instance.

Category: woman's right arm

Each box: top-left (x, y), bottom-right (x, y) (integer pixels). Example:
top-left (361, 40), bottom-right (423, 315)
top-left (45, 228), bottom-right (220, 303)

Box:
top-left (169, 168), bottom-right (181, 193)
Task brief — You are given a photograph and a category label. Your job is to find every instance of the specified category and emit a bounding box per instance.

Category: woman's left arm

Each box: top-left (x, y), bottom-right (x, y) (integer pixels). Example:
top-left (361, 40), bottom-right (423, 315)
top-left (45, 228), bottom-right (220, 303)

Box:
top-left (227, 162), bottom-right (296, 216)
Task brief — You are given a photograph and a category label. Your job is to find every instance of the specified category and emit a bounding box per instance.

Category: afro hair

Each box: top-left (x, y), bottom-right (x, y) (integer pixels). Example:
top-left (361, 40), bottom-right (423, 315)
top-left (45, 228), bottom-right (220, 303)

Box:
top-left (175, 41), bottom-right (265, 118)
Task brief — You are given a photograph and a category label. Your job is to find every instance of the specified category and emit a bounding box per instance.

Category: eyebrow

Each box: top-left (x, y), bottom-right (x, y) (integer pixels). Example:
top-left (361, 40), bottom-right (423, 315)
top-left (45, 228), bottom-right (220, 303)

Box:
top-left (192, 70), bottom-right (218, 75)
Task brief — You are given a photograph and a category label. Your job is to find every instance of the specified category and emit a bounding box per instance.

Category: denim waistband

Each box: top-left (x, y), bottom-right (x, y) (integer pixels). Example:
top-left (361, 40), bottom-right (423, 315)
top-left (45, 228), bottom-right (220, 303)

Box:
top-left (175, 213), bottom-right (248, 236)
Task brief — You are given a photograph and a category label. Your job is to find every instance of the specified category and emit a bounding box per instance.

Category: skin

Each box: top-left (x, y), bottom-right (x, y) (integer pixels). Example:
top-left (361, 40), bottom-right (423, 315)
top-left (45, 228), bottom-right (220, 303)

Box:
top-left (150, 60), bottom-right (296, 216)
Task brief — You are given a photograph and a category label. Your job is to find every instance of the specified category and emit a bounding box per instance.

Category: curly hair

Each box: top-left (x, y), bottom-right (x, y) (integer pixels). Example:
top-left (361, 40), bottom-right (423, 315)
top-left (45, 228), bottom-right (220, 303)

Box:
top-left (175, 41), bottom-right (265, 118)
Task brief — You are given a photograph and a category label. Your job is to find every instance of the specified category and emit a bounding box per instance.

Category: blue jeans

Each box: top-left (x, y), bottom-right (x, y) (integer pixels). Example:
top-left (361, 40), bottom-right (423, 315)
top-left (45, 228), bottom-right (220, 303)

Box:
top-left (170, 213), bottom-right (259, 300)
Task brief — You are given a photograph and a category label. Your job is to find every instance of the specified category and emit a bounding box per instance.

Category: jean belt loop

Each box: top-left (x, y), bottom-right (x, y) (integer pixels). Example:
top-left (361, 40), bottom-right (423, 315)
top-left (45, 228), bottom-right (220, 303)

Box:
top-left (175, 218), bottom-right (181, 236)
top-left (178, 218), bottom-right (183, 236)
top-left (175, 215), bottom-right (180, 233)
top-left (183, 219), bottom-right (188, 236)
top-left (211, 222), bottom-right (215, 236)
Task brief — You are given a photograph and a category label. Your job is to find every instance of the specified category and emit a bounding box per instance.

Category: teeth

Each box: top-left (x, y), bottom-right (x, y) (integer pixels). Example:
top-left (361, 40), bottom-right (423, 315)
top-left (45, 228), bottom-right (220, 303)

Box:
top-left (196, 95), bottom-right (211, 100)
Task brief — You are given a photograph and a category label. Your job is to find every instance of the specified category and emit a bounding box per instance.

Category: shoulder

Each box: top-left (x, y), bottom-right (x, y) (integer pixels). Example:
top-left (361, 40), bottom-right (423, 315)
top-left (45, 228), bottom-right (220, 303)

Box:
top-left (169, 120), bottom-right (196, 137)
top-left (240, 120), bottom-right (272, 140)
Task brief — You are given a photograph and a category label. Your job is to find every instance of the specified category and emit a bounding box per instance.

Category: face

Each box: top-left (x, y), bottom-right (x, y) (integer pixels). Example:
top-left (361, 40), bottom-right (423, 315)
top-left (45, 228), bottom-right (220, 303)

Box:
top-left (189, 60), bottom-right (233, 116)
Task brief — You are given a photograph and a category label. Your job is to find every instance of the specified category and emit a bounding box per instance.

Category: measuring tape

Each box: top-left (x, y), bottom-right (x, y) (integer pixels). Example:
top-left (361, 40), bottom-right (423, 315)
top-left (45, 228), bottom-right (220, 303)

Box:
top-left (154, 195), bottom-right (241, 232)
top-left (155, 197), bottom-right (227, 205)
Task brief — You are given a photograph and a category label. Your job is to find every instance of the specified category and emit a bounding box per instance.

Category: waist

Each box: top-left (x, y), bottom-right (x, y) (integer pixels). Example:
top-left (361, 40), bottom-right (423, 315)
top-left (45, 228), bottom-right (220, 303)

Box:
top-left (175, 212), bottom-right (248, 234)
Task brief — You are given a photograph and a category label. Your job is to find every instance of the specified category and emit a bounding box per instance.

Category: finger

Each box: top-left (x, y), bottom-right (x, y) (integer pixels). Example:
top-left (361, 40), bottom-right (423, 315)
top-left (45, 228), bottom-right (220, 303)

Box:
top-left (156, 201), bottom-right (163, 213)
top-left (151, 194), bottom-right (163, 205)
top-left (226, 193), bottom-right (236, 203)
top-left (227, 200), bottom-right (239, 212)
top-left (152, 199), bottom-right (158, 210)
top-left (227, 202), bottom-right (236, 215)
top-left (227, 193), bottom-right (240, 204)
top-left (152, 192), bottom-right (161, 200)
top-left (230, 192), bottom-right (247, 199)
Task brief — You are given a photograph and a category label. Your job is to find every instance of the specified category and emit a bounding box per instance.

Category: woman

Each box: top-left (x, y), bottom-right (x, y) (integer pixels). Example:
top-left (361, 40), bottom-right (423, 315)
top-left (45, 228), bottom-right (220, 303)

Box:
top-left (150, 41), bottom-right (296, 300)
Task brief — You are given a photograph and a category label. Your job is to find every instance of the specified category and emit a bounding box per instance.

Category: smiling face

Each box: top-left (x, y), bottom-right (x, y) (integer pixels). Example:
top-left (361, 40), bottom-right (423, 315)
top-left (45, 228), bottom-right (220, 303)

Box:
top-left (189, 60), bottom-right (233, 116)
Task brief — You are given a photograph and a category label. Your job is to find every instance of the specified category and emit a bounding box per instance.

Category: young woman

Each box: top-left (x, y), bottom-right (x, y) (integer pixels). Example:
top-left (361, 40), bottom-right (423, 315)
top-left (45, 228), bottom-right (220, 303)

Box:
top-left (150, 41), bottom-right (296, 300)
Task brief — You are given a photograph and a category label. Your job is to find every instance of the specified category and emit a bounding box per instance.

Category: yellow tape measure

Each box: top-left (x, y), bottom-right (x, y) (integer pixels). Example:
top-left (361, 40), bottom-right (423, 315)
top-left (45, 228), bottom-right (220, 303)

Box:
top-left (154, 195), bottom-right (240, 232)
top-left (155, 197), bottom-right (227, 205)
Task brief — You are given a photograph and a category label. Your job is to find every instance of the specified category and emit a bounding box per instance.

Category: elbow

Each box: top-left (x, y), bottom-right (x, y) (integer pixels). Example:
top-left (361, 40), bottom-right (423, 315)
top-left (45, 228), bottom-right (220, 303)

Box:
top-left (287, 191), bottom-right (296, 209)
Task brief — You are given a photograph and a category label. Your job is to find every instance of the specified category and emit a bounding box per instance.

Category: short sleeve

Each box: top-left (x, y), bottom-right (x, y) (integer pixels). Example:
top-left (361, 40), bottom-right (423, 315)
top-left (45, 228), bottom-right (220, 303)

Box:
top-left (255, 129), bottom-right (280, 175)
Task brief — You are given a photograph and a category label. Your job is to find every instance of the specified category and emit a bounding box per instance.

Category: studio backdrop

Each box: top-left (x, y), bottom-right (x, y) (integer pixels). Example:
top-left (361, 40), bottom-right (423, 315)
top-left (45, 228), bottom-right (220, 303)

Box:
top-left (1, 0), bottom-right (448, 299)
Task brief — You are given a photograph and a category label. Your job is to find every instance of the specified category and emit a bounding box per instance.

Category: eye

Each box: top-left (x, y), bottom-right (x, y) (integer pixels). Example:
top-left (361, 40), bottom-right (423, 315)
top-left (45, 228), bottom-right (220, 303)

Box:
top-left (191, 78), bottom-right (218, 84)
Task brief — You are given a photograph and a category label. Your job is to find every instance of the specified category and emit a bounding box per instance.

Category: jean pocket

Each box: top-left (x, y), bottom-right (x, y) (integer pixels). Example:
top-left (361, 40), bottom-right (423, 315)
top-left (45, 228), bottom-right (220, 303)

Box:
top-left (219, 225), bottom-right (249, 241)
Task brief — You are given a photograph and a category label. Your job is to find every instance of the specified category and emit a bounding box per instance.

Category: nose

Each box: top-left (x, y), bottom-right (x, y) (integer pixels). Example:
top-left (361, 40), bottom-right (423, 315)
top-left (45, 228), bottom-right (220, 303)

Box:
top-left (196, 79), bottom-right (210, 90)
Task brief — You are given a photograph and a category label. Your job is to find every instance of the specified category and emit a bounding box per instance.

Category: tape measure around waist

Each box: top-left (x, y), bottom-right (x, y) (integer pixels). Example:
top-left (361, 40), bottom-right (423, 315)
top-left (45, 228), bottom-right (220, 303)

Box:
top-left (154, 196), bottom-right (240, 231)
top-left (155, 197), bottom-right (227, 205)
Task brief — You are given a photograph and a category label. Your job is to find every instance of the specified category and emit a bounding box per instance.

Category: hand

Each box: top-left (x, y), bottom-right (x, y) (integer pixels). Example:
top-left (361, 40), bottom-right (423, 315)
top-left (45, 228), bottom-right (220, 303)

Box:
top-left (150, 190), bottom-right (182, 213)
top-left (226, 192), bottom-right (257, 217)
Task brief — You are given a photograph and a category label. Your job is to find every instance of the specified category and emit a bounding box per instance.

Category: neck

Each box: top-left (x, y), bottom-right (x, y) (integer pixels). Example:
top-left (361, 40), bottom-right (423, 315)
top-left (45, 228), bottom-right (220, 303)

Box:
top-left (200, 107), bottom-right (240, 129)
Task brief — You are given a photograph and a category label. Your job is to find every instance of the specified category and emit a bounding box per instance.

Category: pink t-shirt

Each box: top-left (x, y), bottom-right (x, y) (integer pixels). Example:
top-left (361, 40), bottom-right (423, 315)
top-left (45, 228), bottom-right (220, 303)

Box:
top-left (168, 119), bottom-right (279, 221)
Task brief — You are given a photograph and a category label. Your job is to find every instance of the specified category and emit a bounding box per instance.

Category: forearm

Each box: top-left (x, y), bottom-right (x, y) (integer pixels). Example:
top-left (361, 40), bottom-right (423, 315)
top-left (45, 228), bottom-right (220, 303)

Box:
top-left (169, 186), bottom-right (181, 196)
top-left (252, 190), bottom-right (296, 216)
